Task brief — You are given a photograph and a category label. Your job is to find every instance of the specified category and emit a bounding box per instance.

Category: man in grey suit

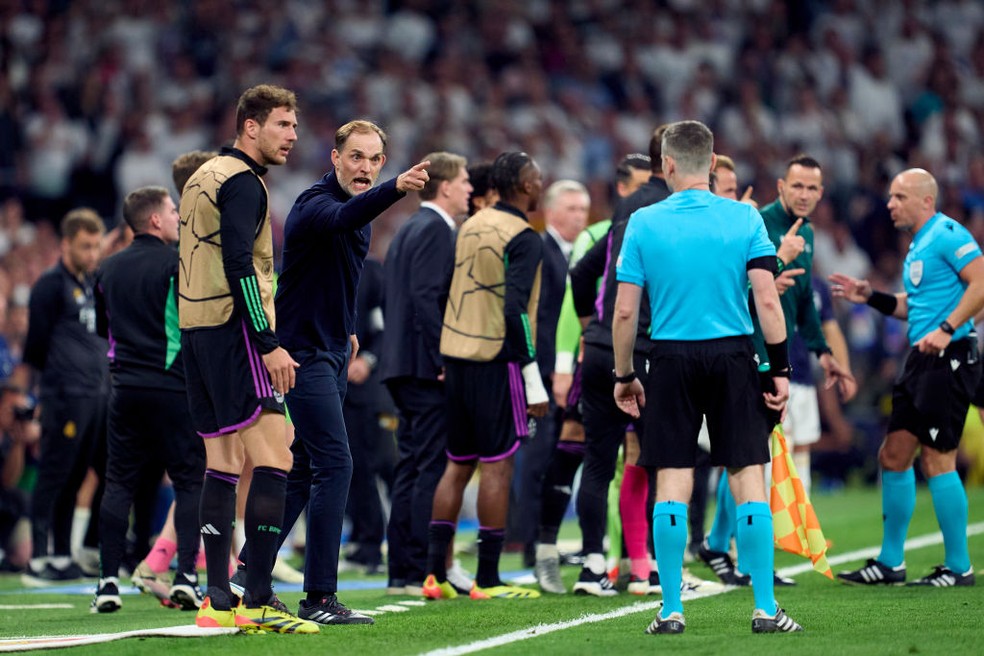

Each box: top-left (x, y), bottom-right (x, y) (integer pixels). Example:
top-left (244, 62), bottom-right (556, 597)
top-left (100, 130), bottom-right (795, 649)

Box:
top-left (380, 151), bottom-right (472, 595)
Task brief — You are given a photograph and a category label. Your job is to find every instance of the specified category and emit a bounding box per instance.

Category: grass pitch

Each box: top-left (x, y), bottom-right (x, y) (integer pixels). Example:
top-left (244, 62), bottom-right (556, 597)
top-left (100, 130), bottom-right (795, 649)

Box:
top-left (1, 485), bottom-right (982, 655)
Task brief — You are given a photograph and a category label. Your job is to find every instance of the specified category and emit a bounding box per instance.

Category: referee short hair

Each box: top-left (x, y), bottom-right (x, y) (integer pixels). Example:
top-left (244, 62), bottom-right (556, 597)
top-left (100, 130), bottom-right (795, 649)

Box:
top-left (662, 121), bottom-right (714, 177)
top-left (419, 152), bottom-right (468, 201)
top-left (60, 207), bottom-right (105, 241)
top-left (122, 186), bottom-right (170, 234)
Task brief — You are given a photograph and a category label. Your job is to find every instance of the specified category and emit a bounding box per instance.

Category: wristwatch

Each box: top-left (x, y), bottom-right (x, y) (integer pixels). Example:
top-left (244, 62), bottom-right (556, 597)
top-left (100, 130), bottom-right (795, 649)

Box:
top-left (940, 320), bottom-right (955, 335)
top-left (612, 369), bottom-right (637, 384)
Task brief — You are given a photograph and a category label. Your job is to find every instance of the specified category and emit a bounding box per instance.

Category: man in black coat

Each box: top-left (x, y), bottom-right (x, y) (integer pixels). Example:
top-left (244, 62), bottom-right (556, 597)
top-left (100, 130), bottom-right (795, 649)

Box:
top-left (379, 151), bottom-right (472, 595)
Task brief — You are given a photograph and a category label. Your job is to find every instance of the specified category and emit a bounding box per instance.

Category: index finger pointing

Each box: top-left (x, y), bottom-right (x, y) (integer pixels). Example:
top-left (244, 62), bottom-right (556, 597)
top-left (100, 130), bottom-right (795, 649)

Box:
top-left (413, 160), bottom-right (431, 171)
top-left (785, 217), bottom-right (804, 235)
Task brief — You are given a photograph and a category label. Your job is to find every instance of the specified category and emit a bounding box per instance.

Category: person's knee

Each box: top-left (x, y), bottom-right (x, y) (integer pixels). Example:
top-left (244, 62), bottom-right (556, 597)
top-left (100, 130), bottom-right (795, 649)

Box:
top-left (878, 441), bottom-right (914, 471)
top-left (919, 447), bottom-right (957, 479)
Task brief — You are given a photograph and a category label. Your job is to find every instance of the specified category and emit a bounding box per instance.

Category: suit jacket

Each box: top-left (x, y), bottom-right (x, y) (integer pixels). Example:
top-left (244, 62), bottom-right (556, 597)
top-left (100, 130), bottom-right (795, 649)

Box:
top-left (379, 206), bottom-right (454, 382)
top-left (535, 231), bottom-right (568, 378)
top-left (347, 257), bottom-right (385, 408)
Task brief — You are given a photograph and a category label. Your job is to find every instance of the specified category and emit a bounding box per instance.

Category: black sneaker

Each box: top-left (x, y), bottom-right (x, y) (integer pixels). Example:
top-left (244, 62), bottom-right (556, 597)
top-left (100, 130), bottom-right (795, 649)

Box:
top-left (698, 541), bottom-right (750, 586)
top-left (645, 609), bottom-right (685, 635)
top-left (752, 607), bottom-right (803, 633)
top-left (228, 565), bottom-right (247, 598)
top-left (170, 571), bottom-right (205, 610)
top-left (774, 571), bottom-right (797, 586)
top-left (836, 558), bottom-right (906, 585)
top-left (21, 561), bottom-right (85, 587)
top-left (297, 594), bottom-right (375, 625)
top-left (907, 565), bottom-right (975, 587)
top-left (91, 578), bottom-right (122, 614)
top-left (572, 567), bottom-right (617, 597)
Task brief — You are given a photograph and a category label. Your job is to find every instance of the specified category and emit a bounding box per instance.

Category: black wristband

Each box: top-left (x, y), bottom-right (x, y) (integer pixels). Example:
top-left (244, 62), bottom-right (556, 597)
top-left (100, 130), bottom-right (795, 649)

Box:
top-left (940, 320), bottom-right (956, 335)
top-left (866, 290), bottom-right (898, 316)
top-left (765, 340), bottom-right (791, 377)
top-left (612, 369), bottom-right (637, 384)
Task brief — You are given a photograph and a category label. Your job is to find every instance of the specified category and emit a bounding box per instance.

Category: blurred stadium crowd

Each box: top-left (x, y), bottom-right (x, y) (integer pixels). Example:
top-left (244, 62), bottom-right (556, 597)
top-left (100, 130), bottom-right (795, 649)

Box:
top-left (2, 0), bottom-right (984, 488)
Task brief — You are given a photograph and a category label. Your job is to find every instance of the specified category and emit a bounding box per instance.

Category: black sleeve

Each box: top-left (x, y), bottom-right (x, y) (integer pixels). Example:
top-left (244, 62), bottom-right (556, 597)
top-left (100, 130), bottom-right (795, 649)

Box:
top-left (500, 229), bottom-right (543, 364)
top-left (218, 172), bottom-right (279, 354)
top-left (94, 270), bottom-right (109, 339)
top-left (23, 274), bottom-right (63, 371)
top-left (571, 230), bottom-right (610, 318)
top-left (357, 261), bottom-right (384, 357)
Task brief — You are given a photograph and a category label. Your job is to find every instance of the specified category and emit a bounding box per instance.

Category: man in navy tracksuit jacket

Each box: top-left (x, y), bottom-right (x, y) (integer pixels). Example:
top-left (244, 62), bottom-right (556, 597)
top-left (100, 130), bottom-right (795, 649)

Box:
top-left (242, 120), bottom-right (429, 625)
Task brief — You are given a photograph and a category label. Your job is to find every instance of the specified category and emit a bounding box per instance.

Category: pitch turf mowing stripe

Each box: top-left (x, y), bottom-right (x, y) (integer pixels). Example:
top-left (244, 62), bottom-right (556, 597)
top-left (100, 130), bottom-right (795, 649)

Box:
top-left (420, 522), bottom-right (984, 656)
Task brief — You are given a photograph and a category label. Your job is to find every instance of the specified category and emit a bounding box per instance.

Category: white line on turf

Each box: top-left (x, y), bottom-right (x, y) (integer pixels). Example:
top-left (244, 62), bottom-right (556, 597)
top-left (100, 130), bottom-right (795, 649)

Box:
top-left (419, 521), bottom-right (984, 656)
top-left (0, 604), bottom-right (73, 610)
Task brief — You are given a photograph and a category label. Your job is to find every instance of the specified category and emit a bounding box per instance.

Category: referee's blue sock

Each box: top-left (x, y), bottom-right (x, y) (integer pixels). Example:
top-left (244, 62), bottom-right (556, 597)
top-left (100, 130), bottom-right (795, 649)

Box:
top-left (928, 471), bottom-right (971, 574)
top-left (706, 472), bottom-right (735, 554)
top-left (653, 501), bottom-right (688, 617)
top-left (877, 468), bottom-right (915, 568)
top-left (735, 501), bottom-right (776, 616)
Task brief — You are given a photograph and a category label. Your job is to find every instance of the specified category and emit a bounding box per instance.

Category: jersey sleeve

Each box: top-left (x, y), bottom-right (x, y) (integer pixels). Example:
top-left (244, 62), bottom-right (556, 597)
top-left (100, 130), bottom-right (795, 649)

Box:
top-left (501, 229), bottom-right (543, 364)
top-left (747, 208), bottom-right (777, 263)
top-left (941, 220), bottom-right (983, 273)
top-left (217, 172), bottom-right (279, 354)
top-left (615, 217), bottom-right (644, 287)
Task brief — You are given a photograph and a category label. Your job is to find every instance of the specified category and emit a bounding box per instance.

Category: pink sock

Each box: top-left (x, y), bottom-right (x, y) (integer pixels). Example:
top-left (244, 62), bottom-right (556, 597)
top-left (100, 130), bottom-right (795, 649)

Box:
top-left (620, 463), bottom-right (651, 580)
top-left (145, 538), bottom-right (177, 573)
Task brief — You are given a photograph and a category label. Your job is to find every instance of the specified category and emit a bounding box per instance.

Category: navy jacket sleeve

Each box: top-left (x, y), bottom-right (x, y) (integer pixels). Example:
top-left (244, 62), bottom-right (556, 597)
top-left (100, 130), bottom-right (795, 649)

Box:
top-left (94, 270), bottom-right (109, 340)
top-left (217, 172), bottom-right (279, 354)
top-left (293, 178), bottom-right (405, 237)
top-left (501, 229), bottom-right (543, 364)
top-left (23, 273), bottom-right (62, 371)
top-left (410, 219), bottom-right (454, 371)
top-left (570, 231), bottom-right (610, 319)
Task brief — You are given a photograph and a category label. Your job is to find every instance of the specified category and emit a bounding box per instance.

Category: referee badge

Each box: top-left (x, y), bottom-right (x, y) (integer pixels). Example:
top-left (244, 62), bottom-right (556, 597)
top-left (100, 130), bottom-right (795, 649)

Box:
top-left (908, 260), bottom-right (923, 286)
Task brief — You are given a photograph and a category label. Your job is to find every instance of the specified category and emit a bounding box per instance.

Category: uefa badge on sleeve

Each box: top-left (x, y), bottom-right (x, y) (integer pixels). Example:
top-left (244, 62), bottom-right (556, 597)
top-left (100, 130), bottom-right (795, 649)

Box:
top-left (908, 260), bottom-right (923, 286)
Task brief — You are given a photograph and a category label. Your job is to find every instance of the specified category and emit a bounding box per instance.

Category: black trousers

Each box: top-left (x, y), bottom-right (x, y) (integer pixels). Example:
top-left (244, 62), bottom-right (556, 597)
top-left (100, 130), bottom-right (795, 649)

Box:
top-left (31, 393), bottom-right (106, 559)
top-left (99, 386), bottom-right (204, 577)
top-left (385, 378), bottom-right (448, 584)
top-left (577, 343), bottom-right (649, 555)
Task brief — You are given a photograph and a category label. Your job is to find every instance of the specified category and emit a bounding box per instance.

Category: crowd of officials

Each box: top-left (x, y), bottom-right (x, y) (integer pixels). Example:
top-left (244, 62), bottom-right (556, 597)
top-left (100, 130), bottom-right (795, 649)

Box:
top-left (1, 0), bottom-right (983, 638)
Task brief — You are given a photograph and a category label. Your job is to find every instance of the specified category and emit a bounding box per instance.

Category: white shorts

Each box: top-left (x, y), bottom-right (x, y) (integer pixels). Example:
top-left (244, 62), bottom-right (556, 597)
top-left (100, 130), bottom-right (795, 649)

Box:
top-left (782, 382), bottom-right (821, 446)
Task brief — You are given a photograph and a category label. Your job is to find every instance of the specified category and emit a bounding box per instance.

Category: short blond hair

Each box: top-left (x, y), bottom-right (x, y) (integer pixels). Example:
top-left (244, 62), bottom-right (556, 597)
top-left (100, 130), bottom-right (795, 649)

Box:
top-left (335, 120), bottom-right (387, 151)
top-left (60, 208), bottom-right (105, 240)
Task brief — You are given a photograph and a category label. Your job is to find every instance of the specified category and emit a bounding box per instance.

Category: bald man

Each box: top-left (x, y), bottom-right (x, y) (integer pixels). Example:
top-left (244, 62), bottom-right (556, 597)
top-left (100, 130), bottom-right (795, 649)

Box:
top-left (831, 168), bottom-right (984, 587)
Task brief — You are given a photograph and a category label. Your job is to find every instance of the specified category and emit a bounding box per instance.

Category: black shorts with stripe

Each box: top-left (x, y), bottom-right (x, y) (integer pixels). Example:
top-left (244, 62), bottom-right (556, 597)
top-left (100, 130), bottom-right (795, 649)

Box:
top-left (444, 357), bottom-right (528, 462)
top-left (181, 318), bottom-right (285, 437)
top-left (889, 338), bottom-right (981, 451)
top-left (640, 336), bottom-right (770, 469)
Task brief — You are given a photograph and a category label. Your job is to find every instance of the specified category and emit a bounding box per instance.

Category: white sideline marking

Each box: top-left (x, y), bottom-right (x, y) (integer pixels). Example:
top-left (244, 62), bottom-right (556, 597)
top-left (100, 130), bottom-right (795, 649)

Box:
top-left (0, 605), bottom-right (73, 610)
top-left (420, 522), bottom-right (984, 656)
top-left (377, 604), bottom-right (412, 612)
top-left (399, 600), bottom-right (427, 607)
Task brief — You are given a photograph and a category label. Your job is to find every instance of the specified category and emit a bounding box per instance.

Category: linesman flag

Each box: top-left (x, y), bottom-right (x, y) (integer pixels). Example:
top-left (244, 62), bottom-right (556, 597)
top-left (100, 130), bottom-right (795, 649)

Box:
top-left (769, 424), bottom-right (833, 579)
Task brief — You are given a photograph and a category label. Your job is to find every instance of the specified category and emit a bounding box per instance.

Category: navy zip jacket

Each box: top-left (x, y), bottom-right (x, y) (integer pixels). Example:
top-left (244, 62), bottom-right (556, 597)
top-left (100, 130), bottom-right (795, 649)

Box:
top-left (276, 170), bottom-right (405, 352)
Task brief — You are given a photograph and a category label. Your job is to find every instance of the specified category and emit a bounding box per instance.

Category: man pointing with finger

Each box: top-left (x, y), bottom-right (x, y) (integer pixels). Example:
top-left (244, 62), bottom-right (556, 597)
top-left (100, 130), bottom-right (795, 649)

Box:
top-left (241, 120), bottom-right (430, 625)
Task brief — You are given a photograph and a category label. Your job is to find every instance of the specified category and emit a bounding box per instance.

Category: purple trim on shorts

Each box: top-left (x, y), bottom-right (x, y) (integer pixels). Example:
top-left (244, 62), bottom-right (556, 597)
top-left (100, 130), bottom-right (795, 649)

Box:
top-left (594, 232), bottom-right (614, 320)
top-left (430, 520), bottom-right (456, 528)
top-left (446, 449), bottom-right (478, 462)
top-left (556, 440), bottom-right (586, 455)
top-left (565, 366), bottom-right (583, 407)
top-left (205, 469), bottom-right (240, 485)
top-left (625, 423), bottom-right (636, 433)
top-left (106, 327), bottom-right (116, 362)
top-left (253, 466), bottom-right (287, 479)
top-left (197, 404), bottom-right (263, 438)
top-left (242, 320), bottom-right (272, 399)
top-left (480, 439), bottom-right (521, 463)
top-left (507, 362), bottom-right (528, 437)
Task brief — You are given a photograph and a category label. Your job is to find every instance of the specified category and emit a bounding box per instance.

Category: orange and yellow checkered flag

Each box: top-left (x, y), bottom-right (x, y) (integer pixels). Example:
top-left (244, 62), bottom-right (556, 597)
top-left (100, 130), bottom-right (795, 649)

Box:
top-left (770, 424), bottom-right (833, 579)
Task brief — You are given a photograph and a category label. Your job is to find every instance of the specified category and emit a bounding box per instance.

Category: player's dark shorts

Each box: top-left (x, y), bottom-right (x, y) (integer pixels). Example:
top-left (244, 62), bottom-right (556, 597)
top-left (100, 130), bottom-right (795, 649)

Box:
top-left (444, 357), bottom-right (529, 462)
top-left (561, 362), bottom-right (584, 424)
top-left (889, 337), bottom-right (981, 451)
top-left (640, 336), bottom-right (770, 469)
top-left (181, 318), bottom-right (285, 438)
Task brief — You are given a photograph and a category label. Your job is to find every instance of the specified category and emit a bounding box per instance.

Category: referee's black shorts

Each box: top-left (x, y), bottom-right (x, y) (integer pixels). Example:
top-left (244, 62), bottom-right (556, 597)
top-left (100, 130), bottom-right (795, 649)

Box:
top-left (889, 338), bottom-right (981, 452)
top-left (181, 318), bottom-right (285, 438)
top-left (640, 336), bottom-right (770, 469)
top-left (443, 357), bottom-right (529, 463)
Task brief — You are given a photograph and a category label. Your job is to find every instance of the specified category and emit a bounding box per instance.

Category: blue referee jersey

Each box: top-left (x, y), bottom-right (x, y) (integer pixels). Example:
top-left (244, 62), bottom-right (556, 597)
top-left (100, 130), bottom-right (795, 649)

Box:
top-left (617, 189), bottom-right (775, 341)
top-left (904, 212), bottom-right (982, 343)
